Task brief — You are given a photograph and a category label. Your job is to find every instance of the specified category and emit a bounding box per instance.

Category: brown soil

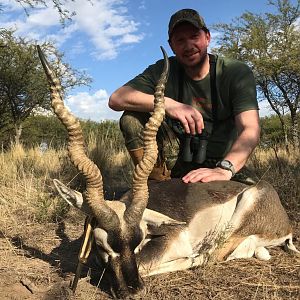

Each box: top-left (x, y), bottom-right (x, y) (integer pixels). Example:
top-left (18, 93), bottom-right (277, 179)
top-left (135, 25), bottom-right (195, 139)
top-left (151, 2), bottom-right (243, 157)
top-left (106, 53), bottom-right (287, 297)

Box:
top-left (0, 208), bottom-right (299, 300)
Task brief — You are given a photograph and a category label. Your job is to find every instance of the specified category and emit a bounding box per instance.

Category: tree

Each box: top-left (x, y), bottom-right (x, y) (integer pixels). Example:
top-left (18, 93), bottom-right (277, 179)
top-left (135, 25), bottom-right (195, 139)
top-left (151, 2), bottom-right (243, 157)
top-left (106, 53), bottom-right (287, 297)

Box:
top-left (213, 0), bottom-right (300, 149)
top-left (0, 29), bottom-right (91, 144)
top-left (260, 114), bottom-right (292, 146)
top-left (21, 115), bottom-right (68, 148)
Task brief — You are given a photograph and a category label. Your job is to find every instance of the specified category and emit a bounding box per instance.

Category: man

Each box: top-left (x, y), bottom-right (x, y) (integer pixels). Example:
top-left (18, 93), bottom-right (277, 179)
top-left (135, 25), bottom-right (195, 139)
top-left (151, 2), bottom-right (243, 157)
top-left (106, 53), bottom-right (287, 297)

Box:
top-left (109, 8), bottom-right (260, 183)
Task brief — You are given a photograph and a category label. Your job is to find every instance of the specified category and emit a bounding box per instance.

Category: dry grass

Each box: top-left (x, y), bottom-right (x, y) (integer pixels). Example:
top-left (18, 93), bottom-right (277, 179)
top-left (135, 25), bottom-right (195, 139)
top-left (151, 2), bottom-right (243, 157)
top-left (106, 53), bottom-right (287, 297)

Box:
top-left (86, 131), bottom-right (133, 197)
top-left (248, 146), bottom-right (300, 222)
top-left (0, 140), bottom-right (299, 299)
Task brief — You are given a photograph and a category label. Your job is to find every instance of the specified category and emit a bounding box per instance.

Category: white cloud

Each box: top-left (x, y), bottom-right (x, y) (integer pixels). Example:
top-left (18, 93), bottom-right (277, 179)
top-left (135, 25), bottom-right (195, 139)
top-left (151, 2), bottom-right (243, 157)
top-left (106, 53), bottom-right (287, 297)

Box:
top-left (1, 0), bottom-right (144, 60)
top-left (26, 6), bottom-right (60, 26)
top-left (66, 89), bottom-right (122, 121)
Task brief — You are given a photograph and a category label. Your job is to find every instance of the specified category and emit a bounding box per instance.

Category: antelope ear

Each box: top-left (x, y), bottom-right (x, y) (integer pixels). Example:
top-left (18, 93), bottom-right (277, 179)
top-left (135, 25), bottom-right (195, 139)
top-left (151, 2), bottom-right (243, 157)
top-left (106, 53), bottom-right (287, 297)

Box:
top-left (53, 179), bottom-right (84, 209)
top-left (142, 208), bottom-right (185, 227)
top-left (140, 209), bottom-right (185, 245)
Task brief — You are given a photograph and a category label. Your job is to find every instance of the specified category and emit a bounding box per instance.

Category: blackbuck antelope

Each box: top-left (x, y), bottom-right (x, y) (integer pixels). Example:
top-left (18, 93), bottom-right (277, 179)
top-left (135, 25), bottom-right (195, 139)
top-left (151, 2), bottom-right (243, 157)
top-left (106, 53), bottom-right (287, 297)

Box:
top-left (37, 46), bottom-right (298, 299)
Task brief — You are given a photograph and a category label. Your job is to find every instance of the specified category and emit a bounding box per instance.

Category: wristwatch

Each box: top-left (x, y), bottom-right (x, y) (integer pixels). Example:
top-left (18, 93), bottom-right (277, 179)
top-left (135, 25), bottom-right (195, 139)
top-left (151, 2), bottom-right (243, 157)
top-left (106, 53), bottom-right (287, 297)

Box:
top-left (216, 160), bottom-right (236, 176)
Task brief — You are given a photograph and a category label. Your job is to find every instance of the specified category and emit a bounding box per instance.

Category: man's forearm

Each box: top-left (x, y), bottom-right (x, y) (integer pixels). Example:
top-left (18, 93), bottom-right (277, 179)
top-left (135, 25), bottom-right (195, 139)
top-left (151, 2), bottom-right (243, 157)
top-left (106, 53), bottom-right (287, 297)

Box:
top-left (222, 109), bottom-right (260, 173)
top-left (109, 86), bottom-right (156, 112)
top-left (109, 86), bottom-right (182, 114)
top-left (224, 128), bottom-right (260, 173)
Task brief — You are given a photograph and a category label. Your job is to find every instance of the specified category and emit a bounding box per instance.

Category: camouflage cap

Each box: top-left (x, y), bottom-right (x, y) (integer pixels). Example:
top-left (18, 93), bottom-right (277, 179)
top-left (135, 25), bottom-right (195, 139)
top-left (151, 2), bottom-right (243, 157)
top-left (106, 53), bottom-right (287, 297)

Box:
top-left (168, 8), bottom-right (208, 38)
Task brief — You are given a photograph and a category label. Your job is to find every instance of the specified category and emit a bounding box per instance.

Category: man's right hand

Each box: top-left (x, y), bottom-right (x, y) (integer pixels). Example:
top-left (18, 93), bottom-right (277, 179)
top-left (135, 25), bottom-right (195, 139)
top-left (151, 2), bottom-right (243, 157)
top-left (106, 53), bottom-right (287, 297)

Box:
top-left (165, 98), bottom-right (204, 135)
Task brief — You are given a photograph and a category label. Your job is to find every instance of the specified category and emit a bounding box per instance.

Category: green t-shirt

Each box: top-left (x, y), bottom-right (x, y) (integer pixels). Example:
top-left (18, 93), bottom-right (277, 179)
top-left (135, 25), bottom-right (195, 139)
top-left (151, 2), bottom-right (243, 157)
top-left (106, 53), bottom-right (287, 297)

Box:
top-left (125, 55), bottom-right (258, 159)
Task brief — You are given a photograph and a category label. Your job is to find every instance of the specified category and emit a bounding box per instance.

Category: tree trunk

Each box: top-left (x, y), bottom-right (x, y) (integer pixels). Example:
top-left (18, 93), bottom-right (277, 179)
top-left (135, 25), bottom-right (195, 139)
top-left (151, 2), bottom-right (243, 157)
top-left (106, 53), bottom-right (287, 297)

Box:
top-left (14, 123), bottom-right (22, 145)
top-left (290, 111), bottom-right (299, 149)
top-left (277, 115), bottom-right (289, 154)
top-left (261, 87), bottom-right (290, 152)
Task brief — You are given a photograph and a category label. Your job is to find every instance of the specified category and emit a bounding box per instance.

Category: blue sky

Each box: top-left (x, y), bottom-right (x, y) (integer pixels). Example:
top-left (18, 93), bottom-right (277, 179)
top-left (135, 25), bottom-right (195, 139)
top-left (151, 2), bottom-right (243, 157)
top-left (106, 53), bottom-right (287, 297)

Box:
top-left (1, 0), bottom-right (278, 121)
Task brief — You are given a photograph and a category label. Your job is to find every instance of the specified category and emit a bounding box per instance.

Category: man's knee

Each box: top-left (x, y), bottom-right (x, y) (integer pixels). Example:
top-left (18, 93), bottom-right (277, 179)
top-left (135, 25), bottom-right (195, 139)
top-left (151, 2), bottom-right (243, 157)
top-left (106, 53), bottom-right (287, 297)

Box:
top-left (120, 111), bottom-right (148, 134)
top-left (120, 111), bottom-right (150, 150)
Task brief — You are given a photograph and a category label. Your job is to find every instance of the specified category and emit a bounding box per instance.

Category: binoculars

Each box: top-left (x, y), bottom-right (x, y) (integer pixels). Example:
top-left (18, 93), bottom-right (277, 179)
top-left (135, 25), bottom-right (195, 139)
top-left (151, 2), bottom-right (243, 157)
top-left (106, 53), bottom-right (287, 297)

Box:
top-left (181, 122), bottom-right (213, 164)
top-left (168, 119), bottom-right (213, 164)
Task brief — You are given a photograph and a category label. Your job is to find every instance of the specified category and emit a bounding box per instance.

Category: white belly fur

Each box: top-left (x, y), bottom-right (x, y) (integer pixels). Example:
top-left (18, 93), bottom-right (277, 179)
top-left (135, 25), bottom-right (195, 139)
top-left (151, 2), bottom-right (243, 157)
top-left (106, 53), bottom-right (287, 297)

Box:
top-left (143, 197), bottom-right (238, 276)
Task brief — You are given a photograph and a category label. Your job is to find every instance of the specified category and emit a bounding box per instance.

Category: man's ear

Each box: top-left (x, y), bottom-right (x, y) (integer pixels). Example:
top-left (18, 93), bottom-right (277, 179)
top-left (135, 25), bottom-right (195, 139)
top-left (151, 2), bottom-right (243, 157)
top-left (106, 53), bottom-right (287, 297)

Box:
top-left (205, 30), bottom-right (211, 46)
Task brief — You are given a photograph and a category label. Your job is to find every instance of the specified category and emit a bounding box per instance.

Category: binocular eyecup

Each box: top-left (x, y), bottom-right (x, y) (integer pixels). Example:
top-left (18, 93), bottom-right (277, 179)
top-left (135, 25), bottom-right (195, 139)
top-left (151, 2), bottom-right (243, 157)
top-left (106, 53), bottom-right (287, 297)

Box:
top-left (182, 122), bottom-right (212, 164)
top-left (182, 134), bottom-right (208, 164)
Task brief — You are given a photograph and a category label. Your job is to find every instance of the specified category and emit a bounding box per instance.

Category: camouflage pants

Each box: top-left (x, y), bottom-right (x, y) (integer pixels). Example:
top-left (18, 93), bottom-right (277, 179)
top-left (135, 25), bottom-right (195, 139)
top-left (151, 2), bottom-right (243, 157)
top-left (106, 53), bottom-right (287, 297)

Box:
top-left (120, 111), bottom-right (257, 184)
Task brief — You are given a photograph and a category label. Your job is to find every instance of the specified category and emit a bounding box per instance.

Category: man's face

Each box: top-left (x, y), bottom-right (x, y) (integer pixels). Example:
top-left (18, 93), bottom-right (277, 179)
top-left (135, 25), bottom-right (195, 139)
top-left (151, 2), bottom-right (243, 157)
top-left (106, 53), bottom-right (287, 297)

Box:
top-left (169, 22), bottom-right (210, 67)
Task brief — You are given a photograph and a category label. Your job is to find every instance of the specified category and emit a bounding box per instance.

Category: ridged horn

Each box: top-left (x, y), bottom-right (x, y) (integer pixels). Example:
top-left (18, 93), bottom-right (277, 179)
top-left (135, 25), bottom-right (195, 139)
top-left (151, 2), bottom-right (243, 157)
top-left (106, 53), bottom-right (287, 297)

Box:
top-left (124, 46), bottom-right (169, 225)
top-left (37, 45), bottom-right (120, 232)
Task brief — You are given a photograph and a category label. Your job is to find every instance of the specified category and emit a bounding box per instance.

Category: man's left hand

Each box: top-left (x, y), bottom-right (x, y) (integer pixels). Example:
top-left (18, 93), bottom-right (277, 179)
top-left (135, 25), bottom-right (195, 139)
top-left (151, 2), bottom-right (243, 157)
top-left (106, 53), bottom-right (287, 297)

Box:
top-left (182, 167), bottom-right (232, 183)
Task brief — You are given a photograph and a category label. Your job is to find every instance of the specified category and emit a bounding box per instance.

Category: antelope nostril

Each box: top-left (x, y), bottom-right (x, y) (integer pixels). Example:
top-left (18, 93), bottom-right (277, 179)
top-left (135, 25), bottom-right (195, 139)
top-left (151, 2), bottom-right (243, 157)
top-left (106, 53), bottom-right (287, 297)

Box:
top-left (128, 281), bottom-right (144, 293)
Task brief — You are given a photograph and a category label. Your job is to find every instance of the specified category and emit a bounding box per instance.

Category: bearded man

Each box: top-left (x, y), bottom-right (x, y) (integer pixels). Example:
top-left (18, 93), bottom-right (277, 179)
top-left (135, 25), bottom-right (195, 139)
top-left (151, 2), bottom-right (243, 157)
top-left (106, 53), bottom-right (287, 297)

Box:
top-left (109, 8), bottom-right (260, 184)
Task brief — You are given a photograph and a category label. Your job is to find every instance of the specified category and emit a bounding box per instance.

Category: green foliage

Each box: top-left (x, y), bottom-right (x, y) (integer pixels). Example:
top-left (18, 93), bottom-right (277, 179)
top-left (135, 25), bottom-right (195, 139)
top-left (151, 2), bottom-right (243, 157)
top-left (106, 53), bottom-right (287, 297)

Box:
top-left (82, 119), bottom-right (124, 150)
top-left (260, 114), bottom-right (289, 145)
top-left (0, 114), bottom-right (123, 151)
top-left (213, 0), bottom-right (300, 147)
top-left (260, 112), bottom-right (300, 147)
top-left (0, 28), bottom-right (92, 144)
top-left (4, 112), bottom-right (299, 151)
top-left (36, 193), bottom-right (69, 223)
top-left (22, 115), bottom-right (68, 148)
top-left (0, 30), bottom-right (49, 133)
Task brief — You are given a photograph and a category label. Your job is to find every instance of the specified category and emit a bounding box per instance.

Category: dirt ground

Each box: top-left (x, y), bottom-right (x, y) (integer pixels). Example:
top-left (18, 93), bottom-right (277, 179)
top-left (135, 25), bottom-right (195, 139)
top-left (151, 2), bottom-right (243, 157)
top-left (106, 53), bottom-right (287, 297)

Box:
top-left (0, 204), bottom-right (299, 300)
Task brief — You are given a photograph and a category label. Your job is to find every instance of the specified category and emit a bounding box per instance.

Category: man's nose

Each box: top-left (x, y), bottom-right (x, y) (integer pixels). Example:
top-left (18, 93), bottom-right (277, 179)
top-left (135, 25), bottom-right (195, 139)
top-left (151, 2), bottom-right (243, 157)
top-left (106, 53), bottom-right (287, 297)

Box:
top-left (183, 39), bottom-right (195, 50)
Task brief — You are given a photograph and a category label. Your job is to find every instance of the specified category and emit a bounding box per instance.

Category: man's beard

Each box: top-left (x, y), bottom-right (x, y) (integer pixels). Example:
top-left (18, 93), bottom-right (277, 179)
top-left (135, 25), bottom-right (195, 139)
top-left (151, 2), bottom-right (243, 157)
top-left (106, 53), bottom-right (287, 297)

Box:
top-left (189, 48), bottom-right (207, 69)
top-left (178, 48), bottom-right (208, 69)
